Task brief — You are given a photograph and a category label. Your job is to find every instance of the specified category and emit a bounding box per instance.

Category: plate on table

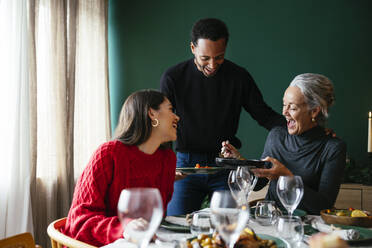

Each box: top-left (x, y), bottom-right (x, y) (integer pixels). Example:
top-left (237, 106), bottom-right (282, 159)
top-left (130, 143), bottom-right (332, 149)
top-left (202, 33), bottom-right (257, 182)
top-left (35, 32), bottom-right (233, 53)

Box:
top-left (187, 233), bottom-right (290, 248)
top-left (176, 167), bottom-right (227, 175)
top-left (257, 234), bottom-right (290, 248)
top-left (160, 215), bottom-right (190, 232)
top-left (304, 223), bottom-right (372, 245)
top-left (215, 157), bottom-right (266, 169)
top-left (320, 209), bottom-right (372, 228)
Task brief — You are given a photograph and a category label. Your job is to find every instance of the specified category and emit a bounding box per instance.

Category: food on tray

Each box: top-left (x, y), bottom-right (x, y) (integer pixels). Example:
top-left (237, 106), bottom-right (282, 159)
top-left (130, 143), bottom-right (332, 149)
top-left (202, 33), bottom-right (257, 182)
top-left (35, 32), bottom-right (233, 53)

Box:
top-left (195, 163), bottom-right (210, 168)
top-left (185, 227), bottom-right (277, 248)
top-left (321, 208), bottom-right (372, 227)
top-left (324, 208), bottom-right (370, 218)
top-left (351, 210), bottom-right (368, 217)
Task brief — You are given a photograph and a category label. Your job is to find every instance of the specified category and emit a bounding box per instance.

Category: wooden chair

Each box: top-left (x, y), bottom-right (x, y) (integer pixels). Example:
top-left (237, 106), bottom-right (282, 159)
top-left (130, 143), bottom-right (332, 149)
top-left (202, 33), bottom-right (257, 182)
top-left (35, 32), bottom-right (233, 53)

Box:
top-left (0, 232), bottom-right (39, 248)
top-left (47, 218), bottom-right (97, 248)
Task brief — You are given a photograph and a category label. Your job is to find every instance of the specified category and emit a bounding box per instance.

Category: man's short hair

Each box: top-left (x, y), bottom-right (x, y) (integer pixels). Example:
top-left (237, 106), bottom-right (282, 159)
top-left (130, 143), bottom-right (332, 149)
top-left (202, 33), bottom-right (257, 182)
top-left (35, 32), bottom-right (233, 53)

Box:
top-left (191, 18), bottom-right (229, 46)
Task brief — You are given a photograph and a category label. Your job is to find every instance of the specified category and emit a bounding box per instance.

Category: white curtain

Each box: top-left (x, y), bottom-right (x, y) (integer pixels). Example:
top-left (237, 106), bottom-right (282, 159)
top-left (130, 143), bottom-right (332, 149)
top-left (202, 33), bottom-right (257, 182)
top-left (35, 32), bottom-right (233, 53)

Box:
top-left (0, 0), bottom-right (34, 238)
top-left (0, 0), bottom-right (110, 247)
top-left (74, 0), bottom-right (111, 180)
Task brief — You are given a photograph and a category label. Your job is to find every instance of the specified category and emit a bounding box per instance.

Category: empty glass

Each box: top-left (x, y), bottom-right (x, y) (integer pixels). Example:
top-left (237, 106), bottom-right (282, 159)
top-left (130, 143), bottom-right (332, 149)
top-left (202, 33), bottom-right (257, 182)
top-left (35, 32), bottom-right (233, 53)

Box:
top-left (254, 200), bottom-right (280, 226)
top-left (210, 191), bottom-right (249, 248)
top-left (236, 166), bottom-right (258, 200)
top-left (190, 211), bottom-right (213, 236)
top-left (276, 175), bottom-right (304, 216)
top-left (117, 188), bottom-right (163, 248)
top-left (276, 215), bottom-right (304, 246)
top-left (228, 170), bottom-right (246, 207)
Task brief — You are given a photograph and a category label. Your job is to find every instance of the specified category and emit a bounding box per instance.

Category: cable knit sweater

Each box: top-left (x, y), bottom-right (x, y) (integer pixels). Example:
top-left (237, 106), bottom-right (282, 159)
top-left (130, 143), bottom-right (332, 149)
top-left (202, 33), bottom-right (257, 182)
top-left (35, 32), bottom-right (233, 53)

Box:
top-left (63, 140), bottom-right (176, 246)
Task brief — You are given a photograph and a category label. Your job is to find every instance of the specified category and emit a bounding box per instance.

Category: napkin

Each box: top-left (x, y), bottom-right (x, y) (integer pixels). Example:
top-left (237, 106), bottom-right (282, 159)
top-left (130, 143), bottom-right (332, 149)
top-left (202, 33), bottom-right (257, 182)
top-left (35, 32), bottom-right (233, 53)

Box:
top-left (311, 220), bottom-right (360, 240)
top-left (165, 216), bottom-right (189, 226)
top-left (101, 238), bottom-right (177, 248)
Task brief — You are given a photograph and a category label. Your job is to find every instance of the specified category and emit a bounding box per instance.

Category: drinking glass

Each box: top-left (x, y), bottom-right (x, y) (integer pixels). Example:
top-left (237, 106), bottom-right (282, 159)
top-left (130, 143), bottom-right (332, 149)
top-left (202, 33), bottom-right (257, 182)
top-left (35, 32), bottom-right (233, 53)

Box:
top-left (254, 200), bottom-right (279, 226)
top-left (190, 211), bottom-right (213, 236)
top-left (276, 215), bottom-right (304, 246)
top-left (117, 188), bottom-right (163, 248)
top-left (236, 166), bottom-right (258, 200)
top-left (228, 170), bottom-right (246, 207)
top-left (276, 175), bottom-right (304, 216)
top-left (210, 191), bottom-right (249, 248)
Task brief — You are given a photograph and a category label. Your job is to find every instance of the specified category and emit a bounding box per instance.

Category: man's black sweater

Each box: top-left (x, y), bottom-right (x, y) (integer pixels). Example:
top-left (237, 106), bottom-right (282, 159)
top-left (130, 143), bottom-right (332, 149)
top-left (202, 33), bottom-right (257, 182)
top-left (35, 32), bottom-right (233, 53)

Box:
top-left (160, 59), bottom-right (284, 154)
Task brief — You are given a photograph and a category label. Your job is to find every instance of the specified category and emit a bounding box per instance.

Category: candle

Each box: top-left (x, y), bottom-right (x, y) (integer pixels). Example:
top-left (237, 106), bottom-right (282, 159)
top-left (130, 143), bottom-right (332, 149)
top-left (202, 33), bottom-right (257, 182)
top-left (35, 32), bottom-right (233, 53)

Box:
top-left (369, 111), bottom-right (372, 153)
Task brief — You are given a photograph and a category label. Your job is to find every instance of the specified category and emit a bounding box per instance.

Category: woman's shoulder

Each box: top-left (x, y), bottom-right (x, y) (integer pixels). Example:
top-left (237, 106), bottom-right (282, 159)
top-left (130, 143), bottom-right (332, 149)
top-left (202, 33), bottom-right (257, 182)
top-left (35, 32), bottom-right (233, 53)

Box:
top-left (268, 126), bottom-right (288, 137)
top-left (91, 140), bottom-right (133, 160)
top-left (96, 140), bottom-right (126, 151)
top-left (324, 135), bottom-right (347, 154)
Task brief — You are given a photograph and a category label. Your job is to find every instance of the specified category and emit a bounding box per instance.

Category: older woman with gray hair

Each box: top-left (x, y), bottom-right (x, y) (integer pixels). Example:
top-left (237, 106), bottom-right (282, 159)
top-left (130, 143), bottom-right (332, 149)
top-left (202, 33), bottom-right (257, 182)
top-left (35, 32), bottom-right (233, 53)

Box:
top-left (221, 73), bottom-right (346, 214)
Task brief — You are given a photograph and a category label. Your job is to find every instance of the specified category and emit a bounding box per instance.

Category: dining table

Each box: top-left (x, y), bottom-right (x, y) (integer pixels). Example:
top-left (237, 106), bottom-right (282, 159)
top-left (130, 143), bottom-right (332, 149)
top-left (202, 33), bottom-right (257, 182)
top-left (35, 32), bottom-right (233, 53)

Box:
top-left (102, 212), bottom-right (372, 248)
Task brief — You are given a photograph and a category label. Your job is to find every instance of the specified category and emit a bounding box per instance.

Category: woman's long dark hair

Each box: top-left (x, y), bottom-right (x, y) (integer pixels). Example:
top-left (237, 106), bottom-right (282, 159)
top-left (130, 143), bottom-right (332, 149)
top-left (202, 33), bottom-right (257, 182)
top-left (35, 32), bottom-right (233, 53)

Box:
top-left (113, 89), bottom-right (166, 146)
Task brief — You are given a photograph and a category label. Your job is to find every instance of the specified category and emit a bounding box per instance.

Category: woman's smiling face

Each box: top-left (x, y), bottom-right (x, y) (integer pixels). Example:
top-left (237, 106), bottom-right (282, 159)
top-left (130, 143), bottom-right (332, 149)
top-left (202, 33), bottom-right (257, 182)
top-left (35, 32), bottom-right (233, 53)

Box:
top-left (282, 86), bottom-right (317, 135)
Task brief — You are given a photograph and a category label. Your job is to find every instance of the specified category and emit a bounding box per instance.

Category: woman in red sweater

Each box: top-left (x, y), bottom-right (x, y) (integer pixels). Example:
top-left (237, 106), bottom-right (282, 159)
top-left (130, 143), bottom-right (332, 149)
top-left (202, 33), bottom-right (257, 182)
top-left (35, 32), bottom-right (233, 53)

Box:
top-left (63, 89), bottom-right (180, 246)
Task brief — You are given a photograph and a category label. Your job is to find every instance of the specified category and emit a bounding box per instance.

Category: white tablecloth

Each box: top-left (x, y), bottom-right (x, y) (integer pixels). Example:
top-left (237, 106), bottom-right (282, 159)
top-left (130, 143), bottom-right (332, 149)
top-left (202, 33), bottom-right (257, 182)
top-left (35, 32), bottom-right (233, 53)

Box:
top-left (102, 215), bottom-right (372, 248)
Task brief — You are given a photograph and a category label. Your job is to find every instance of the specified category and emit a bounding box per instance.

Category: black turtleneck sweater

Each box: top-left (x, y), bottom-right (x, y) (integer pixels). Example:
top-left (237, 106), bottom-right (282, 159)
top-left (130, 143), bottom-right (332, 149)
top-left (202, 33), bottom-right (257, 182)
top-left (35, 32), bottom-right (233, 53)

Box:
top-left (256, 125), bottom-right (347, 215)
top-left (160, 59), bottom-right (284, 154)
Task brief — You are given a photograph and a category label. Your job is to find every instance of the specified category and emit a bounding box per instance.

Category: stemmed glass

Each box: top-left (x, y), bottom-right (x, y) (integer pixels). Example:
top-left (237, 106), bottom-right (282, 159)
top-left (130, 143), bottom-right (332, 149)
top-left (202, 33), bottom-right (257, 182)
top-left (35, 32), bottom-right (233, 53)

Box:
top-left (210, 191), bottom-right (249, 248)
top-left (276, 176), bottom-right (304, 216)
top-left (236, 166), bottom-right (258, 200)
top-left (228, 170), bottom-right (246, 208)
top-left (117, 188), bottom-right (163, 248)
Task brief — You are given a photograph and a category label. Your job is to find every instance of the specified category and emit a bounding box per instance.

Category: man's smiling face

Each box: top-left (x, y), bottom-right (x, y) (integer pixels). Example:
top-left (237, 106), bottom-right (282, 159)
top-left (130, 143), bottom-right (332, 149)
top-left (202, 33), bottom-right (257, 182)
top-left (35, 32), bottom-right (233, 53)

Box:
top-left (191, 38), bottom-right (226, 77)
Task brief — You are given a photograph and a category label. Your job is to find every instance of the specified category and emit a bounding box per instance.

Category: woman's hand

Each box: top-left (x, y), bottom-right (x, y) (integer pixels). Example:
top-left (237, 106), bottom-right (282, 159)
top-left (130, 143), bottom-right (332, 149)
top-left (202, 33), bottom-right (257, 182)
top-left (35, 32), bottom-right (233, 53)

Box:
top-left (123, 218), bottom-right (149, 240)
top-left (175, 171), bottom-right (187, 181)
top-left (250, 156), bottom-right (293, 180)
top-left (220, 140), bottom-right (243, 159)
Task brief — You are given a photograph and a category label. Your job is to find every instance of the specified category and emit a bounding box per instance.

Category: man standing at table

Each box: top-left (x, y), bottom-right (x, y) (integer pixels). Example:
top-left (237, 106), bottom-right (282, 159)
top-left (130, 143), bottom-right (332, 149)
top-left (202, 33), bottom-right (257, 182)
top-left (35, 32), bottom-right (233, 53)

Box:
top-left (160, 18), bottom-right (284, 215)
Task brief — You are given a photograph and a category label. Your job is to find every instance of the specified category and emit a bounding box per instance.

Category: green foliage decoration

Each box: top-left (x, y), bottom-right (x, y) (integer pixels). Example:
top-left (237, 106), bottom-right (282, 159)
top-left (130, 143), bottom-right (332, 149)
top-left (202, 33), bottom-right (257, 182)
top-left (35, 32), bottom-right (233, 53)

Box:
top-left (343, 157), bottom-right (372, 185)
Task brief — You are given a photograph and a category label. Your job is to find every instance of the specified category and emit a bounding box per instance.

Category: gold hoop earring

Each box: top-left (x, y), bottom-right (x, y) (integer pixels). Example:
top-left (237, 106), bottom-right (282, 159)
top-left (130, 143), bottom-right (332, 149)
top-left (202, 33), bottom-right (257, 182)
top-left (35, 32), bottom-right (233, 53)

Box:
top-left (312, 117), bottom-right (316, 123)
top-left (151, 118), bottom-right (159, 127)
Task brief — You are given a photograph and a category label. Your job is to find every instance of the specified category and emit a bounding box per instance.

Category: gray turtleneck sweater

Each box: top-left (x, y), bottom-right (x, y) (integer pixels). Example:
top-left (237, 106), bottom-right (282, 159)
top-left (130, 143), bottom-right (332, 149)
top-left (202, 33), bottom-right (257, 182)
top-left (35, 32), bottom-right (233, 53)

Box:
top-left (255, 125), bottom-right (346, 215)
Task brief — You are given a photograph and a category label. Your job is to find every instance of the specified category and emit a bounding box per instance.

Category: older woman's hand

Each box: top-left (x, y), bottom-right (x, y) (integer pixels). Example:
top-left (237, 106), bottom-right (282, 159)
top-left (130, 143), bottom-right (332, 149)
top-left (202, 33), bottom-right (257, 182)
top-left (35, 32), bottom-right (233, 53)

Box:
top-left (251, 156), bottom-right (293, 180)
top-left (220, 140), bottom-right (243, 159)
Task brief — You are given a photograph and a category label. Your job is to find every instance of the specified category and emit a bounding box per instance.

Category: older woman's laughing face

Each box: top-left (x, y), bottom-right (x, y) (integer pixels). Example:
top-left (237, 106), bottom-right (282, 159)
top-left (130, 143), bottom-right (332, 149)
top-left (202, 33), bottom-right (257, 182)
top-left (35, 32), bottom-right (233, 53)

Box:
top-left (282, 86), bottom-right (318, 135)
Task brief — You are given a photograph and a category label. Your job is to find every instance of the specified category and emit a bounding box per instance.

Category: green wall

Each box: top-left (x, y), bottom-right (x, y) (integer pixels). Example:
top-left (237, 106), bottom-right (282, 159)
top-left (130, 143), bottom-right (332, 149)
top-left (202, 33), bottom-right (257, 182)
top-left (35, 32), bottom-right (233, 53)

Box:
top-left (108, 0), bottom-right (372, 165)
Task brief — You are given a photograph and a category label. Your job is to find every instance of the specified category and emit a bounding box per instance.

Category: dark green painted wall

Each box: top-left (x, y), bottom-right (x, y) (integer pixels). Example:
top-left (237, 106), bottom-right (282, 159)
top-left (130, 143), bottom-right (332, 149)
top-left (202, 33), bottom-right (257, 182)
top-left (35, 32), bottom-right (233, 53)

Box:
top-left (108, 0), bottom-right (372, 165)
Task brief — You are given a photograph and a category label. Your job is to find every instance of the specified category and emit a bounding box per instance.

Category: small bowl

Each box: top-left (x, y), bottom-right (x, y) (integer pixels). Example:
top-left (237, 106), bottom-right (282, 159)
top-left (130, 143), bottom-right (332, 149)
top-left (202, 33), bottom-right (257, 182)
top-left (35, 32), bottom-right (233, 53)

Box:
top-left (320, 209), bottom-right (372, 228)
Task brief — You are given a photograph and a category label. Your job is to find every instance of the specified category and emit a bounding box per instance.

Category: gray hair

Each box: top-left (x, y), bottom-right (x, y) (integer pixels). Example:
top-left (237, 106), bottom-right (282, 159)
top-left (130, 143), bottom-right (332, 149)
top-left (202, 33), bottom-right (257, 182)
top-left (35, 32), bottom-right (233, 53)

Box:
top-left (290, 73), bottom-right (335, 126)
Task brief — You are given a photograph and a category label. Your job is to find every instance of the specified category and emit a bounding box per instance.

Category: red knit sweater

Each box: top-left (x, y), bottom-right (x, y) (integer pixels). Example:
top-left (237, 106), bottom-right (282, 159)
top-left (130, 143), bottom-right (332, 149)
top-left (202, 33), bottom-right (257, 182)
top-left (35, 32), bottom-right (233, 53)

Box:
top-left (63, 140), bottom-right (176, 246)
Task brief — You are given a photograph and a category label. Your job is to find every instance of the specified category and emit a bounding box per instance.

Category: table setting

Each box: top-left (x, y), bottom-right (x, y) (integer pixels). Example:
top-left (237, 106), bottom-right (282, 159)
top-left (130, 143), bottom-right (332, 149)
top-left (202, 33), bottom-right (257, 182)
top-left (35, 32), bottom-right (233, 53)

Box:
top-left (103, 165), bottom-right (372, 248)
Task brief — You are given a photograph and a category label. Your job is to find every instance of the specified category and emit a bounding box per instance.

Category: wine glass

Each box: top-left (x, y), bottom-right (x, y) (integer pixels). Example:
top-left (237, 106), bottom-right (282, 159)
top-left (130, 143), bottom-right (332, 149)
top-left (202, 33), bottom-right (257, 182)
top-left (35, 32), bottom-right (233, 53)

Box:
top-left (236, 166), bottom-right (258, 200)
top-left (210, 190), bottom-right (249, 248)
top-left (228, 170), bottom-right (246, 207)
top-left (276, 176), bottom-right (304, 216)
top-left (117, 188), bottom-right (163, 248)
top-left (276, 215), bottom-right (304, 247)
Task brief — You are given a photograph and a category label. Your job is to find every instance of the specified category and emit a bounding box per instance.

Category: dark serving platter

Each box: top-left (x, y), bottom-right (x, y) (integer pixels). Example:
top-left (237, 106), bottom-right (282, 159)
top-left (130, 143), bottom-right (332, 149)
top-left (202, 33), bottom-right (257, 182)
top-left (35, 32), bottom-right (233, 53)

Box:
top-left (215, 157), bottom-right (267, 169)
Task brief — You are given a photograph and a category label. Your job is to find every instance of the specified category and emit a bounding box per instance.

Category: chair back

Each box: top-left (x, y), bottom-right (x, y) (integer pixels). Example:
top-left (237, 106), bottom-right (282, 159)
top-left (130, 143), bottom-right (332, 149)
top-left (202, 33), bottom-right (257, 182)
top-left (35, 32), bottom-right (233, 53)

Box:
top-left (0, 232), bottom-right (37, 248)
top-left (47, 218), bottom-right (97, 248)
